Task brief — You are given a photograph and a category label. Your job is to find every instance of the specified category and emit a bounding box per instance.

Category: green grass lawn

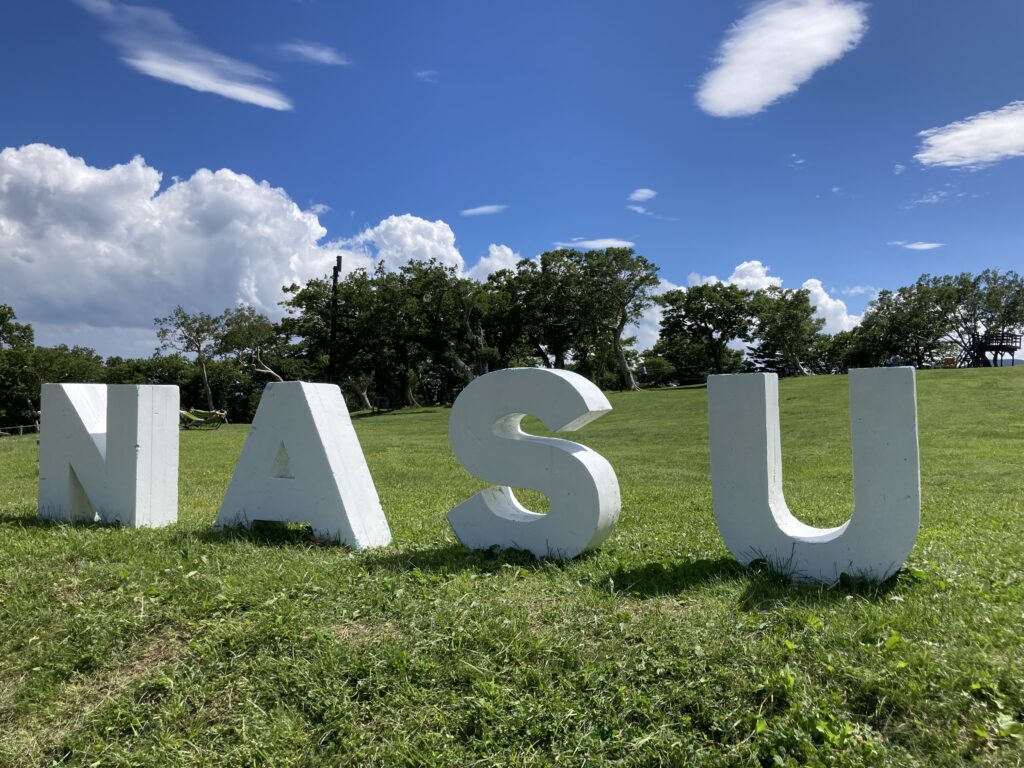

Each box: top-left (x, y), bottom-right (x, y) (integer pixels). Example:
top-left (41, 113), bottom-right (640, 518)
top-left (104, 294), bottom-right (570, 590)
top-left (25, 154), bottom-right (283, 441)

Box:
top-left (1, 368), bottom-right (1022, 766)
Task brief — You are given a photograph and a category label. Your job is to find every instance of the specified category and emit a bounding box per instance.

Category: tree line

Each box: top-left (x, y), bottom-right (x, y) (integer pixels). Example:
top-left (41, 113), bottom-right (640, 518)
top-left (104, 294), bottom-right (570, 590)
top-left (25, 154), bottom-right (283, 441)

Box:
top-left (1, 252), bottom-right (1021, 427)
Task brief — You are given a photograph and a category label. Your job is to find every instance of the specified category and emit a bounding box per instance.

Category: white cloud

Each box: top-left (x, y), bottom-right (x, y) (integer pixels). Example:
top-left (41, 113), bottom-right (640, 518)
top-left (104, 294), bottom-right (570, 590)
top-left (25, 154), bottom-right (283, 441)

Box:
top-left (692, 260), bottom-right (785, 291)
top-left (460, 204), bottom-right (507, 216)
top-left (831, 186), bottom-right (842, 194)
top-left (629, 279), bottom-right (681, 352)
top-left (696, 0), bottom-right (868, 118)
top-left (552, 238), bottom-right (635, 249)
top-left (840, 285), bottom-right (875, 297)
top-left (414, 70), bottom-right (438, 83)
top-left (790, 153), bottom-right (806, 168)
top-left (915, 101), bottom-right (1024, 169)
top-left (347, 214), bottom-right (463, 272)
top-left (277, 40), bottom-right (351, 66)
top-left (802, 278), bottom-right (860, 333)
top-left (627, 204), bottom-right (652, 215)
top-left (466, 244), bottom-right (520, 281)
top-left (75, 0), bottom-right (292, 111)
top-left (906, 184), bottom-right (963, 207)
top-left (686, 261), bottom-right (859, 335)
top-left (308, 203), bottom-right (331, 215)
top-left (0, 144), bottom-right (344, 354)
top-left (628, 188), bottom-right (657, 202)
top-left (887, 241), bottom-right (944, 251)
top-left (893, 164), bottom-right (906, 175)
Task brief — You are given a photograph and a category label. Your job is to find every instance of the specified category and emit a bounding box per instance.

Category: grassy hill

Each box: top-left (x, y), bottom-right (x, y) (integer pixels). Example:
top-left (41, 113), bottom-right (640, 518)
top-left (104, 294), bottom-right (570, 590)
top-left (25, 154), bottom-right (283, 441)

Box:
top-left (0, 368), bottom-right (1022, 766)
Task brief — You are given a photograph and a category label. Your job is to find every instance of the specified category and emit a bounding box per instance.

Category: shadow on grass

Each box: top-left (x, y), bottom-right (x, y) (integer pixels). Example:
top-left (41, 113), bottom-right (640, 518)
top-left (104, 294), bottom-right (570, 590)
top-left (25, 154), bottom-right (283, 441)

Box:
top-left (610, 557), bottom-right (745, 596)
top-left (362, 542), bottom-right (592, 575)
top-left (351, 408), bottom-right (442, 420)
top-left (611, 556), bottom-right (906, 605)
top-left (737, 562), bottom-right (904, 610)
top-left (190, 521), bottom-right (331, 548)
top-left (0, 511), bottom-right (121, 531)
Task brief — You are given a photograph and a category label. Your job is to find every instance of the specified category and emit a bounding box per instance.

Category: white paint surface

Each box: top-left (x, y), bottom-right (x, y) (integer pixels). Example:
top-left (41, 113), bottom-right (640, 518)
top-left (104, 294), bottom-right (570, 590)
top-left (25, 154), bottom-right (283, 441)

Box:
top-left (38, 384), bottom-right (179, 527)
top-left (216, 381), bottom-right (391, 548)
top-left (447, 368), bottom-right (620, 558)
top-left (708, 368), bottom-right (920, 583)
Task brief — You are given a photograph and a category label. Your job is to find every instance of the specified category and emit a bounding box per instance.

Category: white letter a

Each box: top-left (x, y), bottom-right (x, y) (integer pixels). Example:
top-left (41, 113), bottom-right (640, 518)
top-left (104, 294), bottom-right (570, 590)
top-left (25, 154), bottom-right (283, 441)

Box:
top-left (216, 382), bottom-right (391, 548)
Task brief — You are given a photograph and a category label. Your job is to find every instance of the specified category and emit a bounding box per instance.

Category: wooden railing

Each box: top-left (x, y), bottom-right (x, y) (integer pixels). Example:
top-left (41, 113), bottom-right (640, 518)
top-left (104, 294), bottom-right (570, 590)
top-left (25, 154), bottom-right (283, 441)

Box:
top-left (983, 331), bottom-right (1022, 350)
top-left (0, 423), bottom-right (39, 437)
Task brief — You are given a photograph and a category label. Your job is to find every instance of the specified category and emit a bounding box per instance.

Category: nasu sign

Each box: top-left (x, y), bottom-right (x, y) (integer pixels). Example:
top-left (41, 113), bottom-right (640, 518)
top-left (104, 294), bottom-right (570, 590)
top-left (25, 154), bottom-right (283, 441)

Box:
top-left (34, 367), bottom-right (920, 585)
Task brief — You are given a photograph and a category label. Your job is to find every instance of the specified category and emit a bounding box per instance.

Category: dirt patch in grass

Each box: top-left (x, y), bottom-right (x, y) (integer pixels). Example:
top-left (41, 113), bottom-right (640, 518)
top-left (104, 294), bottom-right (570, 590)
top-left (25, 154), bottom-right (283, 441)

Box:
top-left (0, 625), bottom-right (189, 765)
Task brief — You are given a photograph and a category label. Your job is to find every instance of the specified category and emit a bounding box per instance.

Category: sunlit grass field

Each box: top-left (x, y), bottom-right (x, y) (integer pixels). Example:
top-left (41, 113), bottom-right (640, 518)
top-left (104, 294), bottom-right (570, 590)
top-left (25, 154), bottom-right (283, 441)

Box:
top-left (1, 368), bottom-right (1022, 766)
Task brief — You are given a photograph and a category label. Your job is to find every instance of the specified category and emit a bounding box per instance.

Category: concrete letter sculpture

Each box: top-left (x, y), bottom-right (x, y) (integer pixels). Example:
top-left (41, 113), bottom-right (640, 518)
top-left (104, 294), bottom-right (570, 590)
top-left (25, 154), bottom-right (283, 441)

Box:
top-left (216, 381), bottom-right (391, 548)
top-left (708, 367), bottom-right (920, 583)
top-left (38, 384), bottom-right (179, 527)
top-left (447, 368), bottom-right (620, 558)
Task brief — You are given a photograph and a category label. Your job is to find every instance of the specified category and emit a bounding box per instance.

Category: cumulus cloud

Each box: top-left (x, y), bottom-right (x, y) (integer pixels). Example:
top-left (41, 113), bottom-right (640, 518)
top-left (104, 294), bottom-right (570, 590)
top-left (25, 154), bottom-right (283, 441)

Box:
top-left (466, 244), bottom-right (521, 281)
top-left (346, 214), bottom-right (464, 272)
top-left (802, 278), bottom-right (860, 333)
top-left (461, 204), bottom-right (507, 216)
top-left (0, 145), bottom-right (495, 356)
top-left (628, 188), bottom-right (657, 202)
top-left (75, 0), bottom-right (292, 111)
top-left (0, 144), bottom-right (344, 353)
top-left (689, 260), bottom-right (783, 291)
top-left (915, 101), bottom-right (1024, 169)
top-left (277, 40), bottom-right (351, 66)
top-left (696, 0), bottom-right (868, 118)
top-left (686, 261), bottom-right (858, 335)
top-left (552, 238), bottom-right (636, 249)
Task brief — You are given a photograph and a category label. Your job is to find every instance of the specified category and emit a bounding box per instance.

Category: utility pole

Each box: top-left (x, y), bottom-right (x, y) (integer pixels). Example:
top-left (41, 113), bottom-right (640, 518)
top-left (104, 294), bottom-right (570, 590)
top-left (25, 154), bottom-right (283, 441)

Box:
top-left (327, 254), bottom-right (341, 384)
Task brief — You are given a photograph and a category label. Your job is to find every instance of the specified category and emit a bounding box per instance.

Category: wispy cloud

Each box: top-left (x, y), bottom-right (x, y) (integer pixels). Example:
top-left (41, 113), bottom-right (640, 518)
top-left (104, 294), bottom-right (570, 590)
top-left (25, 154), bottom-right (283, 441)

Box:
top-left (915, 101), bottom-right (1024, 169)
top-left (628, 188), bottom-right (656, 202)
top-left (461, 204), bottom-right (507, 217)
top-left (904, 182), bottom-right (968, 208)
top-left (893, 163), bottom-right (906, 175)
top-left (308, 203), bottom-right (331, 215)
top-left (841, 285), bottom-right (876, 296)
top-left (696, 0), bottom-right (868, 117)
top-left (278, 40), bottom-right (351, 66)
top-left (75, 0), bottom-right (292, 111)
top-left (888, 241), bottom-right (945, 251)
top-left (789, 153), bottom-right (806, 168)
top-left (831, 186), bottom-right (842, 194)
top-left (553, 238), bottom-right (635, 249)
top-left (414, 69), bottom-right (438, 83)
top-left (627, 204), bottom-right (653, 216)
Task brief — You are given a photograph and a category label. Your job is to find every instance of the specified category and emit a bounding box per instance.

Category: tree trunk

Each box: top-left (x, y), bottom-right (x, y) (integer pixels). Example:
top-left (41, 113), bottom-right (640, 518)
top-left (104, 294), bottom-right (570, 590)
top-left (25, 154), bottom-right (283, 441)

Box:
top-left (534, 344), bottom-right (553, 368)
top-left (613, 334), bottom-right (639, 391)
top-left (712, 342), bottom-right (724, 375)
top-left (199, 357), bottom-right (215, 410)
top-left (348, 377), bottom-right (373, 411)
top-left (404, 379), bottom-right (420, 407)
top-left (594, 347), bottom-right (607, 386)
top-left (554, 350), bottom-right (566, 370)
top-left (452, 354), bottom-right (475, 383)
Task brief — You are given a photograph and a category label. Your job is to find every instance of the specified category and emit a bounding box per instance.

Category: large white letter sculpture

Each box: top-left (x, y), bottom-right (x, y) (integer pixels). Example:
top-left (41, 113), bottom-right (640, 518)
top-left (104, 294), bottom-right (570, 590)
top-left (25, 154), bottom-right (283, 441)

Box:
top-left (38, 384), bottom-right (179, 527)
top-left (216, 382), bottom-right (391, 548)
top-left (708, 367), bottom-right (920, 583)
top-left (447, 368), bottom-right (620, 558)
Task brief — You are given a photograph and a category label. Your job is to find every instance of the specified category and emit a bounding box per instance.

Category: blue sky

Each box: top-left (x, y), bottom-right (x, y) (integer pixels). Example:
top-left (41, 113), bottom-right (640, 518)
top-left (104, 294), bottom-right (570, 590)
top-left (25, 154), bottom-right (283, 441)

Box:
top-left (1, 0), bottom-right (1022, 356)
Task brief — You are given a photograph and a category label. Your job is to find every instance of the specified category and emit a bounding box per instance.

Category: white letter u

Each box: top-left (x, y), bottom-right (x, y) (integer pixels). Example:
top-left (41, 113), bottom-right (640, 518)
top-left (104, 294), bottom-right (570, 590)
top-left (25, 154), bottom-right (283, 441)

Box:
top-left (708, 367), bottom-right (920, 584)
